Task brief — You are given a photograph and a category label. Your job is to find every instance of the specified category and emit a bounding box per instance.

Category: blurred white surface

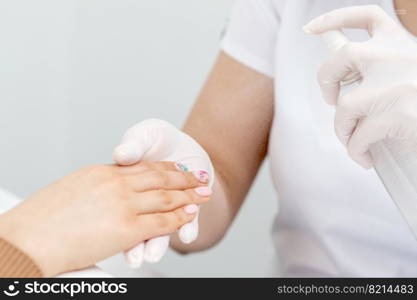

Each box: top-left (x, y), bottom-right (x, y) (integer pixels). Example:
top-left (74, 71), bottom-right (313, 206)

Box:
top-left (0, 0), bottom-right (277, 277)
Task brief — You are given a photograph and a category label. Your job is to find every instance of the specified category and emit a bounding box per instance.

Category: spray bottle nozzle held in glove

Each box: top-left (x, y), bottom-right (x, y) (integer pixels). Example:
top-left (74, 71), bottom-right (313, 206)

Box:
top-left (321, 30), bottom-right (417, 239)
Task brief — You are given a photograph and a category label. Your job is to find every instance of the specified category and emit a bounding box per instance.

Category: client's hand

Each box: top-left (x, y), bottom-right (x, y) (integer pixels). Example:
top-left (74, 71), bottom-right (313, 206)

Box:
top-left (0, 162), bottom-right (210, 277)
top-left (113, 119), bottom-right (214, 267)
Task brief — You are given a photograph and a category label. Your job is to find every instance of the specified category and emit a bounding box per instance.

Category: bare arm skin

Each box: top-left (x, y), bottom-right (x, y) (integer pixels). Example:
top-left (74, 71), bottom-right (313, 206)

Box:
top-left (171, 51), bottom-right (274, 253)
top-left (394, 0), bottom-right (417, 37)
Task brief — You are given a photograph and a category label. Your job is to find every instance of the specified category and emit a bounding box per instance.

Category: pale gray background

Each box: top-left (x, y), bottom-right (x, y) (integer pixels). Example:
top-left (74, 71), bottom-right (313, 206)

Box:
top-left (0, 0), bottom-right (277, 277)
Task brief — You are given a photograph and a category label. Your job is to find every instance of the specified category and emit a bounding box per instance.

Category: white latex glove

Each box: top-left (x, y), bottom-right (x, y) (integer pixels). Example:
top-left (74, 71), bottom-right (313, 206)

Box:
top-left (113, 119), bottom-right (214, 268)
top-left (304, 5), bottom-right (417, 168)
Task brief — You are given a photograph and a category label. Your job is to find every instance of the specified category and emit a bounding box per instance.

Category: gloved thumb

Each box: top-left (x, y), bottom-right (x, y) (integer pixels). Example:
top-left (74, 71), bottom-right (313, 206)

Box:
top-left (113, 119), bottom-right (178, 166)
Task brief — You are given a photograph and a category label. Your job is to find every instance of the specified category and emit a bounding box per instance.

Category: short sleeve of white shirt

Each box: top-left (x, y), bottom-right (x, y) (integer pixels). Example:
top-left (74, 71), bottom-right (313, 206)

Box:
top-left (221, 0), bottom-right (282, 78)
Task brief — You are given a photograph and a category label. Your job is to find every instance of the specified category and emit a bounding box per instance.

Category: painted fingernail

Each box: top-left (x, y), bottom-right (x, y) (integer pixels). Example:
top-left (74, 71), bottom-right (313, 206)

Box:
top-left (184, 204), bottom-right (199, 214)
top-left (193, 170), bottom-right (209, 183)
top-left (194, 186), bottom-right (212, 197)
top-left (175, 163), bottom-right (189, 172)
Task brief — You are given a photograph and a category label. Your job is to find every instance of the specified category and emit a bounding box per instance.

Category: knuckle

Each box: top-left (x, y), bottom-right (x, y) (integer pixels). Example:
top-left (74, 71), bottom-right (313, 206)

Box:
top-left (90, 165), bottom-right (119, 181)
top-left (155, 214), bottom-right (169, 229)
top-left (185, 190), bottom-right (195, 203)
top-left (157, 190), bottom-right (173, 207)
top-left (146, 170), bottom-right (170, 188)
top-left (155, 171), bottom-right (170, 187)
top-left (184, 173), bottom-right (197, 186)
top-left (174, 210), bottom-right (187, 224)
top-left (101, 176), bottom-right (128, 198)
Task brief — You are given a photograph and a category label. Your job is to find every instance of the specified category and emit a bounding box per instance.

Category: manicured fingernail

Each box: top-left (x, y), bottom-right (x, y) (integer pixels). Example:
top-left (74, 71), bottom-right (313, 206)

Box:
top-left (193, 170), bottom-right (209, 183)
top-left (175, 163), bottom-right (189, 172)
top-left (194, 186), bottom-right (212, 197)
top-left (184, 204), bottom-right (199, 214)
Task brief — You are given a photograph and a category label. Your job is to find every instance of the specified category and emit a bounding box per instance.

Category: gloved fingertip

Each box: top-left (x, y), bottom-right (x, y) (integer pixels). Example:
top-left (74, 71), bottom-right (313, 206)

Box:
top-left (125, 244), bottom-right (145, 269)
top-left (302, 17), bottom-right (324, 34)
top-left (143, 236), bottom-right (170, 263)
top-left (178, 223), bottom-right (198, 244)
top-left (143, 253), bottom-right (162, 263)
top-left (143, 250), bottom-right (164, 264)
top-left (113, 144), bottom-right (138, 165)
top-left (302, 25), bottom-right (314, 34)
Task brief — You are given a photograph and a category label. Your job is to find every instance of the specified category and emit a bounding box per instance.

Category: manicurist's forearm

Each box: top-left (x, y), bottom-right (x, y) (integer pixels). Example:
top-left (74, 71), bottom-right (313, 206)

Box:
top-left (171, 52), bottom-right (273, 253)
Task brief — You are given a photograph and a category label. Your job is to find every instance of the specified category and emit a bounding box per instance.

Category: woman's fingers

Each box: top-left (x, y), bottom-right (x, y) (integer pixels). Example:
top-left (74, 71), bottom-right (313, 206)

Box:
top-left (127, 169), bottom-right (209, 192)
top-left (116, 161), bottom-right (180, 175)
top-left (133, 205), bottom-right (199, 241)
top-left (130, 188), bottom-right (211, 214)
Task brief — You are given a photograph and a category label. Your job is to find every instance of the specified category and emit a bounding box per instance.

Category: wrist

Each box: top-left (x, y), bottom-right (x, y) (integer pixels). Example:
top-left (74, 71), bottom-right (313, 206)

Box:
top-left (0, 210), bottom-right (65, 277)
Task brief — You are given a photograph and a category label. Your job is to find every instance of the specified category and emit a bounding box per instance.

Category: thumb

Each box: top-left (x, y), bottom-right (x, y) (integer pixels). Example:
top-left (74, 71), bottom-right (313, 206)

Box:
top-left (113, 140), bottom-right (146, 166)
top-left (113, 119), bottom-right (176, 166)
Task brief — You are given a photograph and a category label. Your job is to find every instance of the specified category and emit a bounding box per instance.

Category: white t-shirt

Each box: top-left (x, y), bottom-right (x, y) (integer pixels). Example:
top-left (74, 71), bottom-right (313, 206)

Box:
top-left (222, 0), bottom-right (417, 277)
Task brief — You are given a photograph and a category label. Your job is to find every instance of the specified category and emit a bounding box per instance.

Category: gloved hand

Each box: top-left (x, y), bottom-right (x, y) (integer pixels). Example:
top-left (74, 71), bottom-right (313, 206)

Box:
top-left (113, 119), bottom-right (214, 268)
top-left (304, 5), bottom-right (417, 168)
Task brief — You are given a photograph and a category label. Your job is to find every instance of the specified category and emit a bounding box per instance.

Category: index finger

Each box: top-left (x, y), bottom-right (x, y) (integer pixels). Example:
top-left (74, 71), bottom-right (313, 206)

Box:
top-left (303, 5), bottom-right (399, 35)
top-left (117, 161), bottom-right (186, 175)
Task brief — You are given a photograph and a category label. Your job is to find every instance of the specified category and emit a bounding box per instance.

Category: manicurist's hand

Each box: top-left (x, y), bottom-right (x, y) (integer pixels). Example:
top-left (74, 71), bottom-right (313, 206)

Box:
top-left (304, 5), bottom-right (417, 168)
top-left (0, 162), bottom-right (210, 277)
